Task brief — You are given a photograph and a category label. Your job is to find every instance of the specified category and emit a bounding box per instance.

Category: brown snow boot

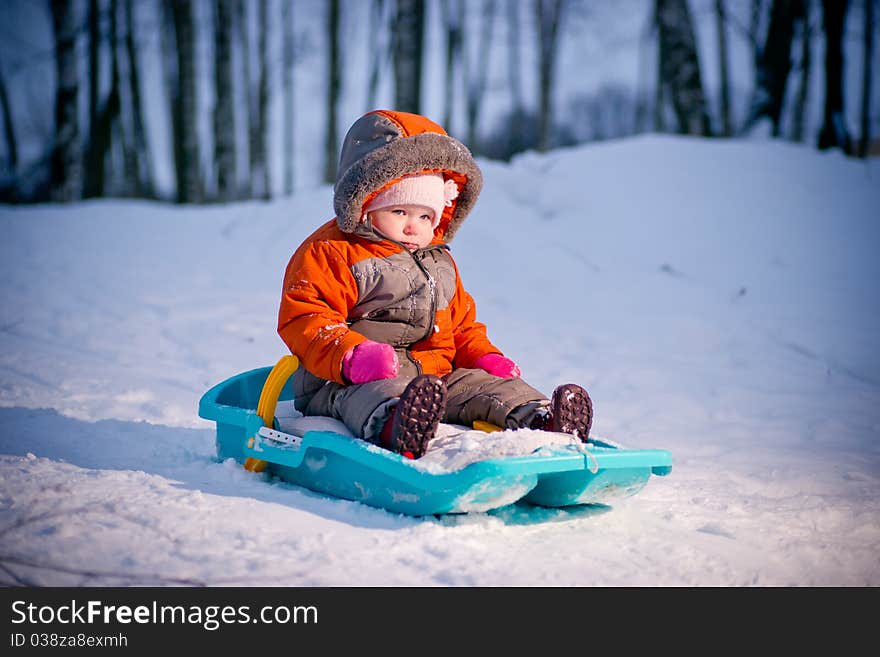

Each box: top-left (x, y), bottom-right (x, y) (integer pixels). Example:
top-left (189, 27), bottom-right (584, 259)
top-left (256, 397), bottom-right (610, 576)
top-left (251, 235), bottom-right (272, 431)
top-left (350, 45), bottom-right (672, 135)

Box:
top-left (384, 375), bottom-right (447, 459)
top-left (549, 383), bottom-right (593, 443)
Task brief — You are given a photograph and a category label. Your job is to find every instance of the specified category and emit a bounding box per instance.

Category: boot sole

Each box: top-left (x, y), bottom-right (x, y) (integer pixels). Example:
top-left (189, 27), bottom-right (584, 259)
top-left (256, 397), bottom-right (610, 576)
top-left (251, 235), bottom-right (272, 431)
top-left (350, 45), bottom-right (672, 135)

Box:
top-left (391, 375), bottom-right (447, 459)
top-left (552, 384), bottom-right (593, 443)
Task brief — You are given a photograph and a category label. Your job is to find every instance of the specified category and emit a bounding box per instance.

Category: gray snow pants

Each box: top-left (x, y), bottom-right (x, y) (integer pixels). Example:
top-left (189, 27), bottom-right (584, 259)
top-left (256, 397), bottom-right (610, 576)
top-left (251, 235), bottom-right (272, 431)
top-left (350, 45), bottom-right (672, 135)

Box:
top-left (291, 367), bottom-right (549, 442)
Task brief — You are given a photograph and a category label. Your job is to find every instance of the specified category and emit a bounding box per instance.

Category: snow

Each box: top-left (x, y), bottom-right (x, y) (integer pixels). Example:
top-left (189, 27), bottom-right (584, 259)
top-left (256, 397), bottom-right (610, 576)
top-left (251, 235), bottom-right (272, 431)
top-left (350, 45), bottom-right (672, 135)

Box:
top-left (1, 136), bottom-right (879, 586)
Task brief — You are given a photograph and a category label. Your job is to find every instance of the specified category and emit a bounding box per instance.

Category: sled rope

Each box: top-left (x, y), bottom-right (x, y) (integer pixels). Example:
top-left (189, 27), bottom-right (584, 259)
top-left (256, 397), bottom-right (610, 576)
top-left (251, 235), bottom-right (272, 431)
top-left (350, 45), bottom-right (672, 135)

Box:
top-left (574, 439), bottom-right (600, 474)
top-left (244, 354), bottom-right (300, 473)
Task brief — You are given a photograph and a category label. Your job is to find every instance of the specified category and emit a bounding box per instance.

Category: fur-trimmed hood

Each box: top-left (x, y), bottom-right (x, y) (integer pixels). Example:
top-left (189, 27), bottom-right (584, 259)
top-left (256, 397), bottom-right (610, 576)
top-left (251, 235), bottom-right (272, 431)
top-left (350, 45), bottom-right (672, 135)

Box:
top-left (333, 110), bottom-right (483, 242)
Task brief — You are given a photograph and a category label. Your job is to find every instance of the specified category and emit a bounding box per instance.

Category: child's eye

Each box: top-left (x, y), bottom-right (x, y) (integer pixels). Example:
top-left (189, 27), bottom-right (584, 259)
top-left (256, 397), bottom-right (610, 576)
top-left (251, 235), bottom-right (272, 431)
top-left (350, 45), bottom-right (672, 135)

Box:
top-left (420, 214), bottom-right (432, 221)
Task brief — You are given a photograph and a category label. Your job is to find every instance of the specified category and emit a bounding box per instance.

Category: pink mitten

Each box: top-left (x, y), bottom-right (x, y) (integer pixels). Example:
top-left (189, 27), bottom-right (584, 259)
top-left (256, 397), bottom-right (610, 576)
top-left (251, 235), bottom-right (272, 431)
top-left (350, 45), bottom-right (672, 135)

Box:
top-left (474, 353), bottom-right (521, 378)
top-left (342, 340), bottom-right (400, 384)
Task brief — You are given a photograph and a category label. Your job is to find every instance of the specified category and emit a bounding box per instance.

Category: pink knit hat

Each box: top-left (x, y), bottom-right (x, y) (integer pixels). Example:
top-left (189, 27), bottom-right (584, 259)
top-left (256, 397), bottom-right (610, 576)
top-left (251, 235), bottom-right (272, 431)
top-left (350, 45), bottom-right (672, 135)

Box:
top-left (363, 173), bottom-right (459, 229)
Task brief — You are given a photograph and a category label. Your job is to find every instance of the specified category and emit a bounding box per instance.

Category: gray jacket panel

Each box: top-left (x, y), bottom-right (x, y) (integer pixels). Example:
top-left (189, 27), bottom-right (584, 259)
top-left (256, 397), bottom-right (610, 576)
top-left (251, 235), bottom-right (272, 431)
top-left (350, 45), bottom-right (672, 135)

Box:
top-left (347, 246), bottom-right (456, 347)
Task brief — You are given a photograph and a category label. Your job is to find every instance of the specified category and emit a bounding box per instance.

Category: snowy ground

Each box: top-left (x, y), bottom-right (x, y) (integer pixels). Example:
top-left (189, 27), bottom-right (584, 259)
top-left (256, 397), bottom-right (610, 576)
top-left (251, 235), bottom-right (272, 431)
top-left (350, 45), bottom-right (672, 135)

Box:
top-left (1, 135), bottom-right (878, 586)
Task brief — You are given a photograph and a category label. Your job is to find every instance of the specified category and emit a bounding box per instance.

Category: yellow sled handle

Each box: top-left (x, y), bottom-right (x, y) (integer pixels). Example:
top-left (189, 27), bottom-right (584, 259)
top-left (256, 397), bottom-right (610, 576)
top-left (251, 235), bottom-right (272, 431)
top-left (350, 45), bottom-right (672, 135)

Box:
top-left (473, 420), bottom-right (502, 433)
top-left (244, 354), bottom-right (300, 473)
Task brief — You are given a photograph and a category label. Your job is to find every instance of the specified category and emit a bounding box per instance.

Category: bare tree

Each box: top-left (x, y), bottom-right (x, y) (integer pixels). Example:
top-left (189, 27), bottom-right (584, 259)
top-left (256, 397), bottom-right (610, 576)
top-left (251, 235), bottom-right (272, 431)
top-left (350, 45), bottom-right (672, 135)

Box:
top-left (0, 59), bottom-right (18, 174)
top-left (441, 0), bottom-right (463, 130)
top-left (655, 0), bottom-right (712, 136)
top-left (633, 8), bottom-right (655, 132)
top-left (235, 0), bottom-right (253, 196)
top-left (253, 0), bottom-right (270, 199)
top-left (324, 0), bottom-right (341, 184)
top-left (366, 0), bottom-right (390, 112)
top-left (79, 0), bottom-right (124, 198)
top-left (859, 0), bottom-right (875, 157)
top-left (791, 1), bottom-right (812, 142)
top-left (464, 0), bottom-right (495, 150)
top-left (817, 0), bottom-right (851, 151)
top-left (749, 0), bottom-right (765, 73)
top-left (166, 0), bottom-right (202, 203)
top-left (282, 0), bottom-right (295, 195)
top-left (393, 0), bottom-right (425, 114)
top-left (108, 0), bottom-right (135, 197)
top-left (743, 0), bottom-right (805, 137)
top-left (90, 0), bottom-right (122, 198)
top-left (507, 0), bottom-right (524, 115)
top-left (535, 0), bottom-right (565, 152)
top-left (50, 0), bottom-right (82, 202)
top-left (715, 0), bottom-right (732, 136)
top-left (654, 18), bottom-right (667, 132)
top-left (214, 0), bottom-right (236, 201)
top-left (123, 0), bottom-right (153, 197)
top-left (84, 0), bottom-right (101, 197)
top-left (739, 0), bottom-right (766, 132)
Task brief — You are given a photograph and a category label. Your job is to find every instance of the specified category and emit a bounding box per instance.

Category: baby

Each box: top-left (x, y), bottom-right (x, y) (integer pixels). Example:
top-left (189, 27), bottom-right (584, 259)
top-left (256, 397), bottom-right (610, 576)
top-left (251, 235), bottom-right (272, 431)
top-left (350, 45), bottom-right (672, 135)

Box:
top-left (278, 110), bottom-right (592, 458)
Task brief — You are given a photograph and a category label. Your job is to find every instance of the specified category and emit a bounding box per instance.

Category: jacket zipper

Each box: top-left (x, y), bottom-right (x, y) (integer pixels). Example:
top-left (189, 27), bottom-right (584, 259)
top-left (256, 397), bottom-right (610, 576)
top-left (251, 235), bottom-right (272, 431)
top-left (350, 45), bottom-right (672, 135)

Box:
top-left (377, 235), bottom-right (446, 343)
top-left (410, 245), bottom-right (445, 341)
top-left (370, 229), bottom-right (448, 375)
top-left (407, 244), bottom-right (449, 375)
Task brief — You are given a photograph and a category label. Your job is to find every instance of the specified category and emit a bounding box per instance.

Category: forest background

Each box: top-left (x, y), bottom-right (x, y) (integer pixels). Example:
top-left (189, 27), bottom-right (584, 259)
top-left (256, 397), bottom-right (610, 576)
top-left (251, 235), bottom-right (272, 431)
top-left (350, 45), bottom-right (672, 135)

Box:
top-left (0, 0), bottom-right (876, 205)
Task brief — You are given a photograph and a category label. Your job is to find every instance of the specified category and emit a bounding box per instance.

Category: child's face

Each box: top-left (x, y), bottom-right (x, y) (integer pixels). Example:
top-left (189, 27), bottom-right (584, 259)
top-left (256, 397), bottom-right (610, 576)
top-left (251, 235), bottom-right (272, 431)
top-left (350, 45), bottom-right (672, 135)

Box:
top-left (369, 205), bottom-right (436, 250)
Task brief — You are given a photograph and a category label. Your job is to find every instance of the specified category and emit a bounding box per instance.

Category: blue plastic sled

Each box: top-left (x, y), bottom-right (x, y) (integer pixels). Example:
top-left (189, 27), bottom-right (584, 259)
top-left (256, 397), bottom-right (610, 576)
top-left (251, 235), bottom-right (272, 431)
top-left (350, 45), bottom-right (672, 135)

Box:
top-left (198, 356), bottom-right (672, 516)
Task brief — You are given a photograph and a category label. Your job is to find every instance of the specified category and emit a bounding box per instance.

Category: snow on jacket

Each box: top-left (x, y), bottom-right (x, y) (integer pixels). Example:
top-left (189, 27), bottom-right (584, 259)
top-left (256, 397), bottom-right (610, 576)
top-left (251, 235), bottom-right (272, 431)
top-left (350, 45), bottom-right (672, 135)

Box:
top-left (278, 110), bottom-right (500, 384)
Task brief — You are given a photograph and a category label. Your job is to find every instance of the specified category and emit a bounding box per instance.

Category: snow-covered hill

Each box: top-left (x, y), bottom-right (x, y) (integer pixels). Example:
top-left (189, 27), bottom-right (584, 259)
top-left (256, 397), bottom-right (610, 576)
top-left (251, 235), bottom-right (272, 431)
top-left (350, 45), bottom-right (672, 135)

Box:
top-left (1, 135), bottom-right (878, 586)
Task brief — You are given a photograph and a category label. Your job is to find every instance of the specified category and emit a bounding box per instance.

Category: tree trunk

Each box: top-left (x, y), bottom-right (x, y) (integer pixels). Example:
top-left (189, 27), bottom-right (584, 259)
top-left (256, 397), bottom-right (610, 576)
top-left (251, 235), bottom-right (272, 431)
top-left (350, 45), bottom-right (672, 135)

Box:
top-left (817, 0), bottom-right (851, 151)
top-left (746, 0), bottom-right (804, 136)
top-left (441, 0), bottom-right (463, 130)
top-left (740, 0), bottom-right (765, 132)
top-left (236, 0), bottom-right (253, 197)
top-left (393, 0), bottom-right (425, 114)
top-left (324, 0), bottom-right (341, 184)
top-left (465, 0), bottom-right (495, 151)
top-left (88, 0), bottom-right (99, 140)
top-left (253, 0), bottom-right (270, 199)
top-left (535, 0), bottom-right (565, 152)
top-left (124, 0), bottom-right (153, 198)
top-left (86, 0), bottom-right (122, 199)
top-left (791, 2), bottom-right (811, 142)
top-left (214, 0), bottom-right (236, 201)
top-left (119, 0), bottom-right (140, 195)
top-left (0, 59), bottom-right (18, 173)
top-left (859, 0), bottom-right (875, 157)
top-left (654, 9), bottom-right (667, 132)
top-left (160, 0), bottom-right (176, 202)
top-left (282, 0), bottom-right (295, 195)
top-left (50, 0), bottom-right (82, 202)
top-left (366, 0), bottom-right (389, 112)
top-left (107, 0), bottom-right (134, 197)
top-left (655, 0), bottom-right (712, 136)
top-left (715, 0), bottom-right (732, 136)
top-left (749, 0), bottom-right (764, 65)
top-left (84, 0), bottom-right (102, 197)
top-left (633, 9), bottom-right (654, 133)
top-left (168, 0), bottom-right (201, 203)
top-left (507, 0), bottom-right (524, 114)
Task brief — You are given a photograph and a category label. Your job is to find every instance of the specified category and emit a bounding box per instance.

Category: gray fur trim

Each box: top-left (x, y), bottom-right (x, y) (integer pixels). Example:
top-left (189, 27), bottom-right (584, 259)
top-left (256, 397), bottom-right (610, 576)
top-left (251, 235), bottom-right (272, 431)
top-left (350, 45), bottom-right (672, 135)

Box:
top-left (333, 132), bottom-right (483, 242)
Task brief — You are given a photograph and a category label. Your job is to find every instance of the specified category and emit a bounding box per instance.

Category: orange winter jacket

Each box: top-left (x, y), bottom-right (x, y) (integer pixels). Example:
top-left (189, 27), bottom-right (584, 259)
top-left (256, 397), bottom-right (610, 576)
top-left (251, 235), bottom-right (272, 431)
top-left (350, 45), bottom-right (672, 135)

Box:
top-left (278, 220), bottom-right (499, 384)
